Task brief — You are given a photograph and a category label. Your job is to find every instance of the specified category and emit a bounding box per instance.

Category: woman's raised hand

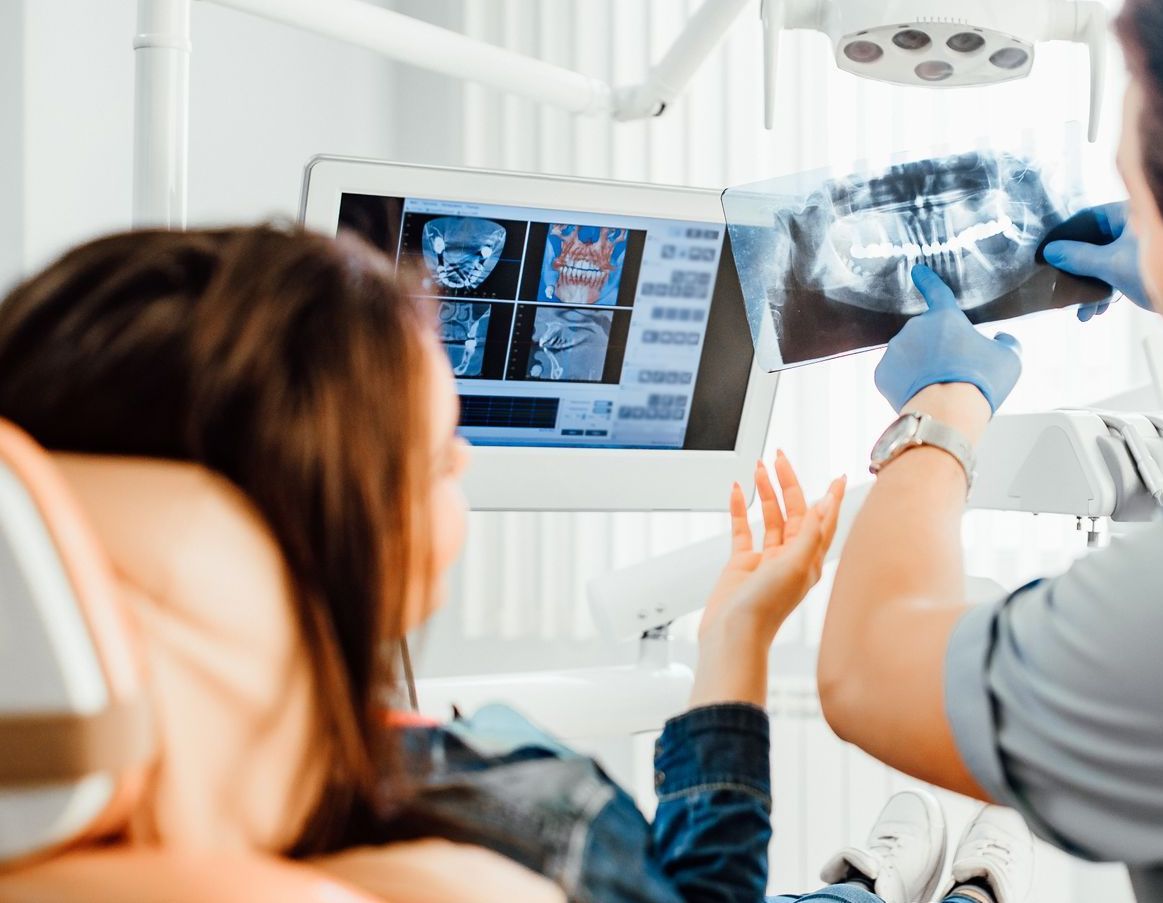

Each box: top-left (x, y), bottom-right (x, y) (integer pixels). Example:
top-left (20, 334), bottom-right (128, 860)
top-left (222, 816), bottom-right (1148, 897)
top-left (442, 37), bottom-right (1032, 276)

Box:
top-left (690, 453), bottom-right (845, 708)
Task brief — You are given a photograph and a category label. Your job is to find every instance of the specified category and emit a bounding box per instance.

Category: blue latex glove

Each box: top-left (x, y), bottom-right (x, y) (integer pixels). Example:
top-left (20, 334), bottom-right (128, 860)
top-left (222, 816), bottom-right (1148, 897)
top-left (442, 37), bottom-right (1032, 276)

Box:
top-left (874, 265), bottom-right (1023, 414)
top-left (1041, 201), bottom-right (1151, 321)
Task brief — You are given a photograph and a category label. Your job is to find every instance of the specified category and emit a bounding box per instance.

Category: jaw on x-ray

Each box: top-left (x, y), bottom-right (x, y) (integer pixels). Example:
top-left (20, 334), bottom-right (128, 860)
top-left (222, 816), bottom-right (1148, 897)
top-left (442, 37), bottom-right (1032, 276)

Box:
top-left (422, 217), bottom-right (506, 290)
top-left (725, 145), bottom-right (1109, 371)
top-left (805, 153), bottom-right (1049, 315)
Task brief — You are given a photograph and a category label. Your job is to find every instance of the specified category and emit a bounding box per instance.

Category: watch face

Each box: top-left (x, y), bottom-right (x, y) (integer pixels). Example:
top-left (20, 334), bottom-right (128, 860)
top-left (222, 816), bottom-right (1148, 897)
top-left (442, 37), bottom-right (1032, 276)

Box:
top-left (872, 414), bottom-right (921, 464)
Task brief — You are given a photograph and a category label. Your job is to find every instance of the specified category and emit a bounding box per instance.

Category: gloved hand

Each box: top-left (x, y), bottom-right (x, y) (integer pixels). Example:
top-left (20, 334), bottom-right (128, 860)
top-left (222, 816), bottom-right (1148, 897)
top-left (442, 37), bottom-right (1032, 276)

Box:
top-left (874, 265), bottom-right (1023, 414)
top-left (1041, 201), bottom-right (1151, 321)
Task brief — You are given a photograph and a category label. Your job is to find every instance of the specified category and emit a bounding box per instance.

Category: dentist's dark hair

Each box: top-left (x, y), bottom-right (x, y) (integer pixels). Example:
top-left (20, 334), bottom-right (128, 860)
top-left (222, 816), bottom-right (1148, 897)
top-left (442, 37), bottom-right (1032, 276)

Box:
top-left (1118, 0), bottom-right (1163, 209)
top-left (0, 225), bottom-right (435, 855)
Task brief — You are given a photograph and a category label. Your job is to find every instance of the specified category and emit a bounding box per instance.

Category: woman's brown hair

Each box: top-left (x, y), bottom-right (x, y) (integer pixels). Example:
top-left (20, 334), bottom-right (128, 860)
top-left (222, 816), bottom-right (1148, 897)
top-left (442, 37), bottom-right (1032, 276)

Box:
top-left (1117, 0), bottom-right (1163, 209)
top-left (0, 225), bottom-right (435, 854)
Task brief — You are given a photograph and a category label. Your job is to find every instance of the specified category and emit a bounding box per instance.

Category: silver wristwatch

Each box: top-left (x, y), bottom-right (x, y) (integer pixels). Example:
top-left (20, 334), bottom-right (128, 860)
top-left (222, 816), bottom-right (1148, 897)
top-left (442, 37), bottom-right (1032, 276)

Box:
top-left (870, 412), bottom-right (977, 493)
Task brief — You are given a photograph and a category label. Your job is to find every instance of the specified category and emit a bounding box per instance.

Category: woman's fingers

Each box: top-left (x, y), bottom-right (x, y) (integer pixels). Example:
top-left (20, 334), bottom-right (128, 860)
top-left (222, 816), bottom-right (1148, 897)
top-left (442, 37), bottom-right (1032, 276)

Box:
top-left (755, 459), bottom-right (786, 549)
top-left (779, 476), bottom-right (845, 572)
top-left (750, 457), bottom-right (845, 561)
top-left (811, 480), bottom-right (845, 572)
top-left (729, 482), bottom-right (752, 554)
top-left (774, 451), bottom-right (808, 539)
top-left (782, 503), bottom-right (826, 586)
top-left (818, 476), bottom-right (846, 552)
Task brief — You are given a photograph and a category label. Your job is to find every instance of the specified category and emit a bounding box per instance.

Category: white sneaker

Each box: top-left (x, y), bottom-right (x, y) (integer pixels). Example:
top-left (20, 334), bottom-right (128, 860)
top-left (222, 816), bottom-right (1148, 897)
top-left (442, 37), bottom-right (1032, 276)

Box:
top-left (819, 789), bottom-right (947, 903)
top-left (938, 805), bottom-right (1034, 903)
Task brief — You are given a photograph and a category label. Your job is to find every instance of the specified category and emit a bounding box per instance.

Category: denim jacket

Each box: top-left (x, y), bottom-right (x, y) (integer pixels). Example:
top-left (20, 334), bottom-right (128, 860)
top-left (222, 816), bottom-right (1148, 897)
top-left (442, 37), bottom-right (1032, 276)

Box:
top-left (371, 702), bottom-right (772, 903)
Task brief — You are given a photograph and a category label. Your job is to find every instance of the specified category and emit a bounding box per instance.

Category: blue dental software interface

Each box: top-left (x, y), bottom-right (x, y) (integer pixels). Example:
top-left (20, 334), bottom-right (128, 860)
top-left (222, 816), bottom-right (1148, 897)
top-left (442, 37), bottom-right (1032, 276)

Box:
top-left (338, 193), bottom-right (734, 450)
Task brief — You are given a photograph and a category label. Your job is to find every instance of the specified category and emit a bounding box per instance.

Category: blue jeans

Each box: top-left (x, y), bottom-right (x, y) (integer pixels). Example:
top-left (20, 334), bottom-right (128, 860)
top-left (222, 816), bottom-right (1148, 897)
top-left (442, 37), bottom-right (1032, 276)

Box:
top-left (771, 888), bottom-right (979, 903)
top-left (369, 703), bottom-right (982, 902)
top-left (367, 702), bottom-right (775, 902)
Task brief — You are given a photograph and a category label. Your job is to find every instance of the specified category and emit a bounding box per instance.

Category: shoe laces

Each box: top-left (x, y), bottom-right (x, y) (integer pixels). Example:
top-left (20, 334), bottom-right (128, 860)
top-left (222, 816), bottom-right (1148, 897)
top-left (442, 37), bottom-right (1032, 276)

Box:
top-left (870, 832), bottom-right (905, 872)
top-left (974, 839), bottom-right (1015, 866)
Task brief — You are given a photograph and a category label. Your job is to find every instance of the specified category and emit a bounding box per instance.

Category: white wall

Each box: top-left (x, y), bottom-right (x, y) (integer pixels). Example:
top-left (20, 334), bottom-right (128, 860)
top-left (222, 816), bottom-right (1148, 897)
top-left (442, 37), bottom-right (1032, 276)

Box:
top-left (0, 4), bottom-right (23, 293)
top-left (3, 0), bottom-right (397, 291)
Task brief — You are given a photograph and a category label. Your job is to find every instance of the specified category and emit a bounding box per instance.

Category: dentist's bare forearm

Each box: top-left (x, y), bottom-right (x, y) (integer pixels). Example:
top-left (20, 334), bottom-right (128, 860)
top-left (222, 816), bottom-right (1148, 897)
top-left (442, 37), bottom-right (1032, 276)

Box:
top-left (903, 383), bottom-right (992, 445)
top-left (819, 384), bottom-right (992, 797)
top-left (835, 384), bottom-right (990, 603)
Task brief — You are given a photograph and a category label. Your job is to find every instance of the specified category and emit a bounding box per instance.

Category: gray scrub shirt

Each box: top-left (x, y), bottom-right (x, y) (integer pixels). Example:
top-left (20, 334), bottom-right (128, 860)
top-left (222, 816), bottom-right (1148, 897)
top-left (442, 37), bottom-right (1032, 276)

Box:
top-left (945, 520), bottom-right (1163, 901)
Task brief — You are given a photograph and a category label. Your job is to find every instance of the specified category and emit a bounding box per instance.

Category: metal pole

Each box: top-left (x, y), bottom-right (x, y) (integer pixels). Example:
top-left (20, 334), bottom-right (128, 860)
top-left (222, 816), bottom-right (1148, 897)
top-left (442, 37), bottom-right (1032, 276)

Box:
top-left (133, 0), bottom-right (191, 227)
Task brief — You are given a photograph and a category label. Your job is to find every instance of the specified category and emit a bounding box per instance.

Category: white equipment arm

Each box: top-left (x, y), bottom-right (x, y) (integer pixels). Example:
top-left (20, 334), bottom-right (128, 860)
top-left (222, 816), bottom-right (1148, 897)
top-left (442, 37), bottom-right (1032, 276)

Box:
top-left (209, 0), bottom-right (615, 117)
top-left (133, 0), bottom-right (752, 227)
top-left (588, 482), bottom-right (872, 642)
top-left (586, 480), bottom-right (1013, 641)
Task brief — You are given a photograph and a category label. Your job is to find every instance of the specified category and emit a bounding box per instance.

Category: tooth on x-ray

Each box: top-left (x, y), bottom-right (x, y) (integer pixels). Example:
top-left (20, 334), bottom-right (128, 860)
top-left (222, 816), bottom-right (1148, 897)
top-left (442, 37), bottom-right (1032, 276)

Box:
top-left (422, 217), bottom-right (507, 290)
top-left (535, 322), bottom-right (568, 379)
top-left (438, 301), bottom-right (491, 377)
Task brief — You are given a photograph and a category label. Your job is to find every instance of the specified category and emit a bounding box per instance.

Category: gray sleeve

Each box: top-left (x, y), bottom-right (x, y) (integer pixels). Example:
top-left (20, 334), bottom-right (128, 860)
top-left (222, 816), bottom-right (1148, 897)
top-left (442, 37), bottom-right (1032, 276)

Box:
top-left (944, 522), bottom-right (1163, 867)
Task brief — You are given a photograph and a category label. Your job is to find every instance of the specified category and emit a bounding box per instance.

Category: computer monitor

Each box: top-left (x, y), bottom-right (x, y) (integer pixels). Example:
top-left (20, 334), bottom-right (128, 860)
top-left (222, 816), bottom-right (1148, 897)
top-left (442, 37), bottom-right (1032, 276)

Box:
top-left (300, 157), bottom-right (777, 511)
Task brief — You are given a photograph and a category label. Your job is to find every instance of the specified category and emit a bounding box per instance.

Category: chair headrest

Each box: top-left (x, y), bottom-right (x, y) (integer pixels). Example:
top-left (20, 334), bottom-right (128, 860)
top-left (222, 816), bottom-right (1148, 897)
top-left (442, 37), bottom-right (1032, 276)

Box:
top-left (0, 421), bottom-right (323, 864)
top-left (0, 421), bottom-right (150, 864)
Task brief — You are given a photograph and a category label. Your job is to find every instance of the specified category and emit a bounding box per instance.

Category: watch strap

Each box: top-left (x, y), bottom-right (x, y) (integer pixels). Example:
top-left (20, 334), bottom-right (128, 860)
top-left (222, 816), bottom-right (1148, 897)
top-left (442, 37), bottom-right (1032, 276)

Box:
top-left (914, 416), bottom-right (976, 490)
top-left (871, 413), bottom-right (977, 493)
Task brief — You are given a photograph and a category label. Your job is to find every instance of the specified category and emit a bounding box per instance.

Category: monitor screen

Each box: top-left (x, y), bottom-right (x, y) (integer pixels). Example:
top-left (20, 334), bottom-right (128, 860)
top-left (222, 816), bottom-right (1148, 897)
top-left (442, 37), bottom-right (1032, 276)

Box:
top-left (338, 193), bottom-right (751, 451)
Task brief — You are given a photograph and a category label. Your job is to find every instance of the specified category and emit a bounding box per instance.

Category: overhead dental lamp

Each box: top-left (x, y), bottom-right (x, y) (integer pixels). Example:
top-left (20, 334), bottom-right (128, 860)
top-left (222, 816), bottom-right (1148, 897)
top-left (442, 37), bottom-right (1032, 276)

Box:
top-left (761, 0), bottom-right (1108, 140)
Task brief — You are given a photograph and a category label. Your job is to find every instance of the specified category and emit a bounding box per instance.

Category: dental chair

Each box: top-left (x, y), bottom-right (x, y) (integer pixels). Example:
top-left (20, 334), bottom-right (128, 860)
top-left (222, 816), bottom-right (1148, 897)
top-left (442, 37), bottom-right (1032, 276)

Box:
top-left (0, 420), bottom-right (562, 903)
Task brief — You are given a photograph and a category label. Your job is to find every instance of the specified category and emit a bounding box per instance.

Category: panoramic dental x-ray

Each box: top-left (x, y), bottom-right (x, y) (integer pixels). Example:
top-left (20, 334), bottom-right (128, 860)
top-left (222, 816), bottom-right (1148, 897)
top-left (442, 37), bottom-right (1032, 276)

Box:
top-left (725, 139), bottom-right (1110, 371)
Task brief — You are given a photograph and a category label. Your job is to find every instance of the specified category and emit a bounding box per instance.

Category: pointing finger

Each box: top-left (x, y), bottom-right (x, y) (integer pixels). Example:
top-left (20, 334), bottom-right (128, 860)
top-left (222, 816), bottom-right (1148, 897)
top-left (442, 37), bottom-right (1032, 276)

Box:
top-left (911, 264), bottom-right (960, 312)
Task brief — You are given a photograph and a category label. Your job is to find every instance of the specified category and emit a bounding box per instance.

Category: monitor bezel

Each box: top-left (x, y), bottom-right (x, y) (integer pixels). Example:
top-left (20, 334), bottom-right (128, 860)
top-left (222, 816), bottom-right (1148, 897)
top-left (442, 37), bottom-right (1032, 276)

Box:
top-left (300, 156), bottom-right (778, 512)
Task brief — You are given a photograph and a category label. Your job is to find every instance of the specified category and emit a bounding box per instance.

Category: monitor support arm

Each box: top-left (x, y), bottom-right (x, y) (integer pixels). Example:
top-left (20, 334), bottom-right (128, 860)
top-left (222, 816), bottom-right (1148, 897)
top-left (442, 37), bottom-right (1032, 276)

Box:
top-left (132, 0), bottom-right (754, 226)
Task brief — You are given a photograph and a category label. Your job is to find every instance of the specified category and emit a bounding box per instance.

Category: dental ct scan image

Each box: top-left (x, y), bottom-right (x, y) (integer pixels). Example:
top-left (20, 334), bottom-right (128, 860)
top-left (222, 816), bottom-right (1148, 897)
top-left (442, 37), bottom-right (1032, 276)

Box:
top-left (526, 307), bottom-right (614, 381)
top-left (536, 224), bottom-right (629, 305)
top-left (505, 302), bottom-right (631, 385)
top-left (340, 191), bottom-right (732, 445)
top-left (725, 141), bottom-right (1111, 371)
top-left (439, 301), bottom-right (492, 377)
top-left (400, 212), bottom-right (528, 300)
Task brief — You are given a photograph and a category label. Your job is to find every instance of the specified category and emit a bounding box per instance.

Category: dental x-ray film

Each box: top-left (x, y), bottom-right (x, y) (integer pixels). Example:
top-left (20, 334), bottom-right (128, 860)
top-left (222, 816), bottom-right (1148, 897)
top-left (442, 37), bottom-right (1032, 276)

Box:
top-left (723, 135), bottom-right (1110, 371)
